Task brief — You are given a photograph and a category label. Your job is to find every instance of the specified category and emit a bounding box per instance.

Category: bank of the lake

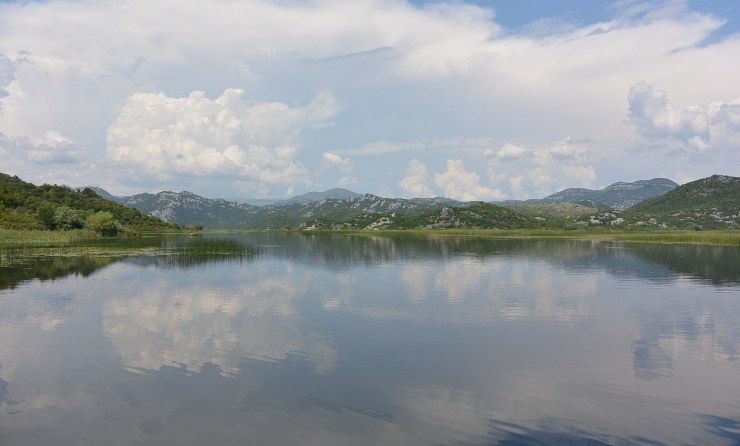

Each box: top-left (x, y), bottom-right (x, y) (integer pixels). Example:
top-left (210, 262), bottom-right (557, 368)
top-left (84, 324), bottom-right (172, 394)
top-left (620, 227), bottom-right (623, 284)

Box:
top-left (2, 229), bottom-right (739, 253)
top-left (0, 229), bottom-right (253, 258)
top-left (294, 229), bottom-right (740, 246)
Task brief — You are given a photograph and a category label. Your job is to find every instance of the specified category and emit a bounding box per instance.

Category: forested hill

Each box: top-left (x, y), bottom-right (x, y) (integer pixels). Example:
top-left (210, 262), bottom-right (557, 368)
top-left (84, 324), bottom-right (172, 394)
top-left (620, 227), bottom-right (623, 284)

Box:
top-left (622, 175), bottom-right (739, 229)
top-left (0, 173), bottom-right (179, 232)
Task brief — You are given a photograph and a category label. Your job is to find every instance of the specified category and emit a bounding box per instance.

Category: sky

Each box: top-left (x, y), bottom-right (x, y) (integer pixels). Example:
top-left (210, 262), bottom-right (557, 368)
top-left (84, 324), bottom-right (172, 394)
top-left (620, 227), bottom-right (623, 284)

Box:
top-left (0, 0), bottom-right (738, 200)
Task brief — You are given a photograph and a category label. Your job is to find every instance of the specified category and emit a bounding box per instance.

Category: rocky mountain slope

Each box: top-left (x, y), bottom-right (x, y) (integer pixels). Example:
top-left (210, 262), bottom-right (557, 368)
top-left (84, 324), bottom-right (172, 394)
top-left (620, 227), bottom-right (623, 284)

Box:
top-left (622, 175), bottom-right (739, 229)
top-left (229, 188), bottom-right (359, 207)
top-left (301, 202), bottom-right (546, 230)
top-left (95, 187), bottom-right (463, 229)
top-left (249, 194), bottom-right (464, 229)
top-left (502, 178), bottom-right (678, 210)
top-left (282, 188), bottom-right (360, 204)
top-left (113, 191), bottom-right (262, 228)
top-left (83, 175), bottom-right (736, 231)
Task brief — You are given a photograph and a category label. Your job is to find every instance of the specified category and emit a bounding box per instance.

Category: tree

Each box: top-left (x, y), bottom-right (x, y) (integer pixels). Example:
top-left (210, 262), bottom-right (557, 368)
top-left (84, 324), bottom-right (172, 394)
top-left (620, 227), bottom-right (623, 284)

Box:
top-left (53, 206), bottom-right (85, 230)
top-left (37, 206), bottom-right (56, 229)
top-left (86, 211), bottom-right (121, 236)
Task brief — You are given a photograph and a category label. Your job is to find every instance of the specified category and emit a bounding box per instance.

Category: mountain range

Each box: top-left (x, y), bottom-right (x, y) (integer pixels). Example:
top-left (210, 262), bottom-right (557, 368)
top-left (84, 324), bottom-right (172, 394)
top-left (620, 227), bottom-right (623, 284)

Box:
top-left (229, 188), bottom-right (360, 206)
top-left (498, 178), bottom-right (678, 210)
top-left (67, 175), bottom-right (736, 230)
top-left (94, 188), bottom-right (464, 229)
top-left (295, 176), bottom-right (738, 231)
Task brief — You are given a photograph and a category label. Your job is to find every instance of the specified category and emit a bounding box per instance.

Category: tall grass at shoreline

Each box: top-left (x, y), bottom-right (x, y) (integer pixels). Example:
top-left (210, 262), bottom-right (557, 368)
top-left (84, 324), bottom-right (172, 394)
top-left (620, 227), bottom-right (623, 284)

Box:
top-left (0, 228), bottom-right (100, 245)
top-left (295, 229), bottom-right (740, 246)
top-left (1, 228), bottom-right (738, 250)
top-left (0, 229), bottom-right (253, 258)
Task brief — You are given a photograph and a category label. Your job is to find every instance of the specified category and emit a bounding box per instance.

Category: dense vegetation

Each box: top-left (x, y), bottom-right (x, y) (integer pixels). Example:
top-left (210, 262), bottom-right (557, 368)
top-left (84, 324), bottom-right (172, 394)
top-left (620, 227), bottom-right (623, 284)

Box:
top-left (6, 172), bottom-right (735, 235)
top-left (302, 202), bottom-right (549, 230)
top-left (0, 173), bottom-right (179, 234)
top-left (622, 175), bottom-right (739, 229)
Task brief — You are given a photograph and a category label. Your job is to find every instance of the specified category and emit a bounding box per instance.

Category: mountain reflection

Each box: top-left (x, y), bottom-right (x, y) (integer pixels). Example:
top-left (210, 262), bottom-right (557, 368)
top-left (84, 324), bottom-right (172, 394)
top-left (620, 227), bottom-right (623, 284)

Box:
top-left (0, 256), bottom-right (119, 293)
top-left (0, 235), bottom-right (737, 445)
top-left (243, 233), bottom-right (738, 285)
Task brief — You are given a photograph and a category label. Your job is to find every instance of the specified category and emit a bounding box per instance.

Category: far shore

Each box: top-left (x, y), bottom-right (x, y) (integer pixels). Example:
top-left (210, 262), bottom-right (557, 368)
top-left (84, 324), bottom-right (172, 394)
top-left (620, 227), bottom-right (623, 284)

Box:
top-left (289, 229), bottom-right (740, 246)
top-left (1, 228), bottom-right (738, 248)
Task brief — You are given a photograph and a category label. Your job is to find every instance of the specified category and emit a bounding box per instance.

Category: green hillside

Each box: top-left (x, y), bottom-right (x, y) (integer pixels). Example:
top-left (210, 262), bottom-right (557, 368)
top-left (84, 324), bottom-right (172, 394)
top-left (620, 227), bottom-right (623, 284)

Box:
top-left (0, 173), bottom-right (179, 233)
top-left (302, 202), bottom-right (548, 230)
top-left (622, 175), bottom-right (739, 229)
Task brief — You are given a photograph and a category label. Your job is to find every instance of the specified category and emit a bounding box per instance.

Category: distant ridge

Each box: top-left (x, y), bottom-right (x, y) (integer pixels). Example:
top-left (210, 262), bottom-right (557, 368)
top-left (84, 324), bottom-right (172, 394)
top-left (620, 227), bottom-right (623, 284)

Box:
top-left (623, 175), bottom-right (739, 229)
top-left (498, 178), bottom-right (678, 210)
top-left (283, 188), bottom-right (360, 204)
top-left (84, 187), bottom-right (457, 228)
top-left (228, 189), bottom-right (360, 206)
top-left (541, 178), bottom-right (678, 210)
top-left (110, 191), bottom-right (261, 228)
top-left (77, 176), bottom-right (733, 230)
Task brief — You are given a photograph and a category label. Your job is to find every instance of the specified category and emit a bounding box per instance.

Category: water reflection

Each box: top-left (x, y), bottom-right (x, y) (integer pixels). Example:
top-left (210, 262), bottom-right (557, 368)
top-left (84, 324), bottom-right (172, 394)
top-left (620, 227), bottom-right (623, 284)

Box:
top-left (0, 235), bottom-right (737, 445)
top-left (102, 263), bottom-right (335, 375)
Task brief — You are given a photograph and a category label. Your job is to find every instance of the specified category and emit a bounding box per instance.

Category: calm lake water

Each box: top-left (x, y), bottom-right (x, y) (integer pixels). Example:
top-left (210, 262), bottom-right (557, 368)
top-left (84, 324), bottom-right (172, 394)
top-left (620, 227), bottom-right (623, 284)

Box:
top-left (0, 234), bottom-right (738, 445)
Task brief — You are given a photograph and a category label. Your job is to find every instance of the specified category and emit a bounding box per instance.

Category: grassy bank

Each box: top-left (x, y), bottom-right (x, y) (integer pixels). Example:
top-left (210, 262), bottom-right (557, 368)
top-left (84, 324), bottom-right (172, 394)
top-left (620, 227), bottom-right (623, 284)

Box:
top-left (295, 229), bottom-right (740, 246)
top-left (0, 228), bottom-right (101, 245)
top-left (0, 229), bottom-right (252, 258)
top-left (2, 228), bottom-right (738, 250)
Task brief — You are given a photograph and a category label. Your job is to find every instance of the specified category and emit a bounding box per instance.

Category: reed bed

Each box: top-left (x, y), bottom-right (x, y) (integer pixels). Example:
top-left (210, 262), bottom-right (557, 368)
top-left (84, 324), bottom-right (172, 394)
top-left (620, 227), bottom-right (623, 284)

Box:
top-left (298, 229), bottom-right (740, 246)
top-left (0, 228), bottom-right (100, 245)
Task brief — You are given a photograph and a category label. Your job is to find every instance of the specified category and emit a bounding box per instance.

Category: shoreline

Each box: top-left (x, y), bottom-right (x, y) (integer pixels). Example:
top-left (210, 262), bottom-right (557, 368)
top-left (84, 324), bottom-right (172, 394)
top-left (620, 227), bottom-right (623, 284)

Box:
top-left (289, 229), bottom-right (740, 246)
top-left (1, 228), bottom-right (738, 248)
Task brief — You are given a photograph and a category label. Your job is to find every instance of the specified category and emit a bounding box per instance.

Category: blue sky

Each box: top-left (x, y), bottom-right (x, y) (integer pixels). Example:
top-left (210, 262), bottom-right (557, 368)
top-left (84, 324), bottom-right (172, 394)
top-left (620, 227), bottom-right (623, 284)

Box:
top-left (0, 0), bottom-right (738, 200)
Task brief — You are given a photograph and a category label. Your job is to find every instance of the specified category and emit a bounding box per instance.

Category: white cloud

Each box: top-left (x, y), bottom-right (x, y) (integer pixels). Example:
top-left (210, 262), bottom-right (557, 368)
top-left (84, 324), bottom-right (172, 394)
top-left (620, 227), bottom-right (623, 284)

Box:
top-left (707, 98), bottom-right (740, 150)
top-left (341, 137), bottom-right (496, 156)
top-left (628, 81), bottom-right (710, 151)
top-left (547, 137), bottom-right (591, 161)
top-left (106, 89), bottom-right (337, 183)
top-left (484, 136), bottom-right (598, 199)
top-left (484, 143), bottom-right (529, 161)
top-left (322, 152), bottom-right (353, 171)
top-left (0, 52), bottom-right (13, 101)
top-left (399, 158), bottom-right (434, 197)
top-left (433, 159), bottom-right (505, 201)
top-left (1, 130), bottom-right (81, 164)
top-left (627, 81), bottom-right (740, 153)
top-left (322, 151), bottom-right (357, 187)
top-left (0, 1), bottom-right (738, 195)
top-left (708, 99), bottom-right (740, 132)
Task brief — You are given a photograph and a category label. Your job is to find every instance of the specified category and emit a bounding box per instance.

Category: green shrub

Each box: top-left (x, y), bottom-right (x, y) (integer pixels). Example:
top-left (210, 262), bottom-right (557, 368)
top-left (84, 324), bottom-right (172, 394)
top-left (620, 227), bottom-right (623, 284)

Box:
top-left (86, 211), bottom-right (121, 236)
top-left (53, 206), bottom-right (86, 230)
top-left (37, 206), bottom-right (56, 229)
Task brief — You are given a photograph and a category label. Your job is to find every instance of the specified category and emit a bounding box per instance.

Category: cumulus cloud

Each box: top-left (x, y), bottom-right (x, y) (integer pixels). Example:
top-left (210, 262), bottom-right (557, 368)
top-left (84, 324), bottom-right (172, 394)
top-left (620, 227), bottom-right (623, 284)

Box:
top-left (322, 151), bottom-right (357, 187)
top-left (434, 159), bottom-right (505, 201)
top-left (547, 137), bottom-right (591, 161)
top-left (483, 135), bottom-right (598, 199)
top-left (0, 1), bottom-right (738, 195)
top-left (399, 158), bottom-right (434, 197)
top-left (484, 143), bottom-right (530, 161)
top-left (106, 89), bottom-right (337, 183)
top-left (707, 98), bottom-right (740, 148)
top-left (0, 52), bottom-right (13, 100)
top-left (341, 137), bottom-right (496, 156)
top-left (627, 81), bottom-right (740, 154)
top-left (628, 81), bottom-right (710, 151)
top-left (0, 130), bottom-right (81, 164)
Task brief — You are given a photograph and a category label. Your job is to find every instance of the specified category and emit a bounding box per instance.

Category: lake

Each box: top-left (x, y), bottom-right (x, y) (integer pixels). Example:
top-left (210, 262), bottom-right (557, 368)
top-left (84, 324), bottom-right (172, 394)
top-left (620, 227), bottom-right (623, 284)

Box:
top-left (0, 234), bottom-right (738, 445)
